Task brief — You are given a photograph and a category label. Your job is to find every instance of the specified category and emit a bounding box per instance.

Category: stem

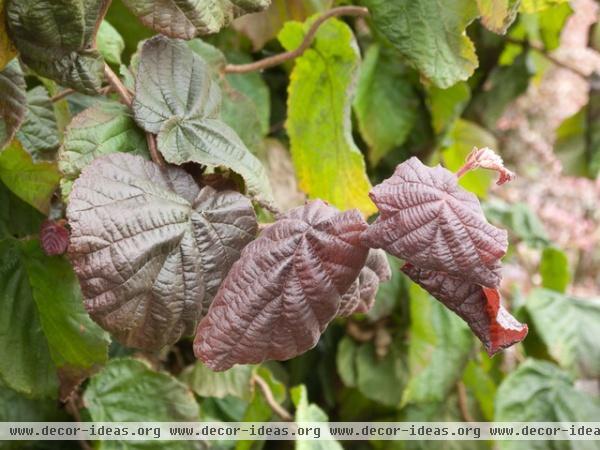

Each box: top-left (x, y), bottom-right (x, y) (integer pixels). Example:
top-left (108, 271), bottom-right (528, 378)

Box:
top-left (65, 398), bottom-right (93, 450)
top-left (456, 381), bottom-right (475, 423)
top-left (505, 37), bottom-right (588, 78)
top-left (51, 89), bottom-right (75, 103)
top-left (224, 6), bottom-right (369, 74)
top-left (104, 63), bottom-right (166, 167)
top-left (252, 373), bottom-right (293, 421)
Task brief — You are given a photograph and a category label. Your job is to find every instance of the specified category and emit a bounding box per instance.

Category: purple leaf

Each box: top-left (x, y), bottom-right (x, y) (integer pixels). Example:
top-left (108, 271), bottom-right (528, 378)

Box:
top-left (362, 157), bottom-right (507, 288)
top-left (194, 200), bottom-right (369, 371)
top-left (338, 249), bottom-right (391, 317)
top-left (40, 219), bottom-right (69, 256)
top-left (67, 153), bottom-right (257, 350)
top-left (402, 263), bottom-right (528, 355)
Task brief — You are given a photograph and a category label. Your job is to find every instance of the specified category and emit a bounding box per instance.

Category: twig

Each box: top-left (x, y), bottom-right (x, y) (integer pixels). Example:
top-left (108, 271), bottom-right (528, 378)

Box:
top-left (51, 88), bottom-right (76, 103)
top-left (224, 6), bottom-right (369, 74)
top-left (456, 381), bottom-right (475, 423)
top-left (104, 63), bottom-right (165, 167)
top-left (252, 373), bottom-right (293, 421)
top-left (65, 397), bottom-right (93, 450)
top-left (505, 37), bottom-right (588, 78)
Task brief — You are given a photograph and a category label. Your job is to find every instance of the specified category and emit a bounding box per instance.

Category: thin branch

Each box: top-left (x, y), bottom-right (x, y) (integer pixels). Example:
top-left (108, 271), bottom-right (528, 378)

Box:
top-left (65, 398), bottom-right (93, 450)
top-left (145, 132), bottom-right (166, 167)
top-left (252, 373), bottom-right (293, 421)
top-left (505, 37), bottom-right (588, 78)
top-left (456, 381), bottom-right (475, 423)
top-left (224, 6), bottom-right (369, 74)
top-left (51, 88), bottom-right (76, 103)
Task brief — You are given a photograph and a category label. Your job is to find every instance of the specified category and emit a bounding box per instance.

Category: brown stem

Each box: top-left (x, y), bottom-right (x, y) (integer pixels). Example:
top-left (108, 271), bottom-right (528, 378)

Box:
top-left (65, 398), bottom-right (93, 450)
top-left (91, 0), bottom-right (112, 45)
top-left (51, 89), bottom-right (76, 103)
top-left (145, 132), bottom-right (166, 167)
top-left (252, 373), bottom-right (293, 421)
top-left (224, 6), bottom-right (369, 74)
top-left (505, 37), bottom-right (588, 78)
top-left (457, 381), bottom-right (475, 423)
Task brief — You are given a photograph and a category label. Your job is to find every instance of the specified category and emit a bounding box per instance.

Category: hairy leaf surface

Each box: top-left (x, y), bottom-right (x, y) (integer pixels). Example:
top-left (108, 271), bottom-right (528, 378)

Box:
top-left (403, 264), bottom-right (528, 355)
top-left (121, 0), bottom-right (271, 39)
top-left (280, 18), bottom-right (375, 216)
top-left (59, 101), bottom-right (149, 198)
top-left (0, 59), bottom-right (25, 150)
top-left (194, 200), bottom-right (369, 371)
top-left (338, 249), bottom-right (391, 317)
top-left (363, 157), bottom-right (508, 288)
top-left (67, 153), bottom-right (257, 350)
top-left (133, 36), bottom-right (274, 207)
top-left (6, 0), bottom-right (106, 94)
top-left (362, 0), bottom-right (479, 88)
top-left (16, 87), bottom-right (60, 155)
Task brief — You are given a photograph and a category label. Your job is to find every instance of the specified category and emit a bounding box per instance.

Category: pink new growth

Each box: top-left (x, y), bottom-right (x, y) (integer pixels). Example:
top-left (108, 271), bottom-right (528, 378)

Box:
top-left (456, 147), bottom-right (516, 185)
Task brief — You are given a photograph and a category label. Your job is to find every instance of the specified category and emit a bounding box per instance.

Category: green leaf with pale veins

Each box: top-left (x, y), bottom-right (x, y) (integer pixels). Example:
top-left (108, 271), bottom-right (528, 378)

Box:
top-left (495, 359), bottom-right (600, 450)
top-left (121, 0), bottom-right (271, 39)
top-left (6, 0), bottom-right (106, 94)
top-left (180, 362), bottom-right (253, 400)
top-left (353, 44), bottom-right (419, 166)
top-left (84, 358), bottom-right (199, 450)
top-left (59, 101), bottom-right (149, 198)
top-left (0, 140), bottom-right (60, 213)
top-left (362, 0), bottom-right (479, 88)
top-left (96, 20), bottom-right (125, 66)
top-left (478, 0), bottom-right (521, 34)
top-left (133, 36), bottom-right (275, 208)
top-left (527, 289), bottom-right (600, 378)
top-left (17, 87), bottom-right (60, 155)
top-left (402, 283), bottom-right (473, 406)
top-left (279, 17), bottom-right (375, 216)
top-left (0, 238), bottom-right (109, 399)
top-left (0, 59), bottom-right (26, 150)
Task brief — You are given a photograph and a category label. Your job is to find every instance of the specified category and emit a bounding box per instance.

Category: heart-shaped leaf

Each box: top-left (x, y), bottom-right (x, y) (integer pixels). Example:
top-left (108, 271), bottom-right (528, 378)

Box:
top-left (363, 156), bottom-right (507, 288)
top-left (6, 0), bottom-right (105, 94)
top-left (132, 36), bottom-right (275, 208)
top-left (0, 59), bottom-right (25, 150)
top-left (194, 200), bottom-right (369, 371)
top-left (402, 263), bottom-right (528, 355)
top-left (121, 0), bottom-right (271, 39)
top-left (338, 249), bottom-right (391, 317)
top-left (67, 153), bottom-right (257, 350)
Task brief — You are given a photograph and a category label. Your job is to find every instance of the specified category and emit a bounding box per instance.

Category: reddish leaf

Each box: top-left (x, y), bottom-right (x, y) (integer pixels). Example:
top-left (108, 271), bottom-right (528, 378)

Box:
top-left (402, 263), bottom-right (528, 355)
top-left (362, 157), bottom-right (507, 288)
top-left (40, 219), bottom-right (69, 256)
top-left (194, 200), bottom-right (369, 371)
top-left (338, 249), bottom-right (391, 317)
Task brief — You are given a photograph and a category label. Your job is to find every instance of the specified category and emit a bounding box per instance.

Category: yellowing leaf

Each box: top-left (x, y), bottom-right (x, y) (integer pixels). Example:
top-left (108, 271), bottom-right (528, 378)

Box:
top-left (477, 0), bottom-right (521, 34)
top-left (0, 0), bottom-right (17, 70)
top-left (520, 0), bottom-right (568, 13)
top-left (280, 18), bottom-right (375, 216)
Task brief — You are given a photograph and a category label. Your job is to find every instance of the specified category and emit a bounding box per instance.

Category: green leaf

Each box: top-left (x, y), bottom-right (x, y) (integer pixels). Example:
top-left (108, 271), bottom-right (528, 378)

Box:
top-left (97, 20), bottom-right (125, 66)
top-left (526, 289), bottom-right (600, 378)
top-left (104, 0), bottom-right (154, 59)
top-left (0, 140), bottom-right (60, 213)
top-left (466, 53), bottom-right (531, 129)
top-left (240, 366), bottom-right (286, 424)
top-left (0, 238), bottom-right (109, 398)
top-left (0, 381), bottom-right (69, 421)
top-left (520, 0), bottom-right (568, 13)
top-left (353, 44), bottom-right (419, 166)
top-left (356, 340), bottom-right (407, 407)
top-left (133, 36), bottom-right (275, 208)
top-left (280, 18), bottom-right (375, 216)
top-left (16, 86), bottom-right (60, 155)
top-left (121, 0), bottom-right (270, 39)
top-left (59, 101), bottom-right (149, 198)
top-left (539, 247), bottom-right (570, 292)
top-left (6, 0), bottom-right (106, 94)
top-left (483, 199), bottom-right (550, 248)
top-left (587, 75), bottom-right (600, 178)
top-left (0, 181), bottom-right (44, 238)
top-left (477, 0), bottom-right (521, 34)
top-left (367, 255), bottom-right (405, 322)
top-left (84, 359), bottom-right (199, 445)
top-left (462, 358), bottom-right (497, 421)
top-left (441, 119), bottom-right (497, 198)
top-left (336, 336), bottom-right (358, 389)
top-left (495, 359), bottom-right (600, 450)
top-left (180, 362), bottom-right (253, 400)
top-left (427, 81), bottom-right (471, 136)
top-left (402, 283), bottom-right (473, 406)
top-left (554, 107), bottom-right (589, 177)
top-left (0, 0), bottom-right (17, 70)
top-left (0, 59), bottom-right (26, 150)
top-left (362, 0), bottom-right (479, 88)
top-left (291, 385), bottom-right (343, 450)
